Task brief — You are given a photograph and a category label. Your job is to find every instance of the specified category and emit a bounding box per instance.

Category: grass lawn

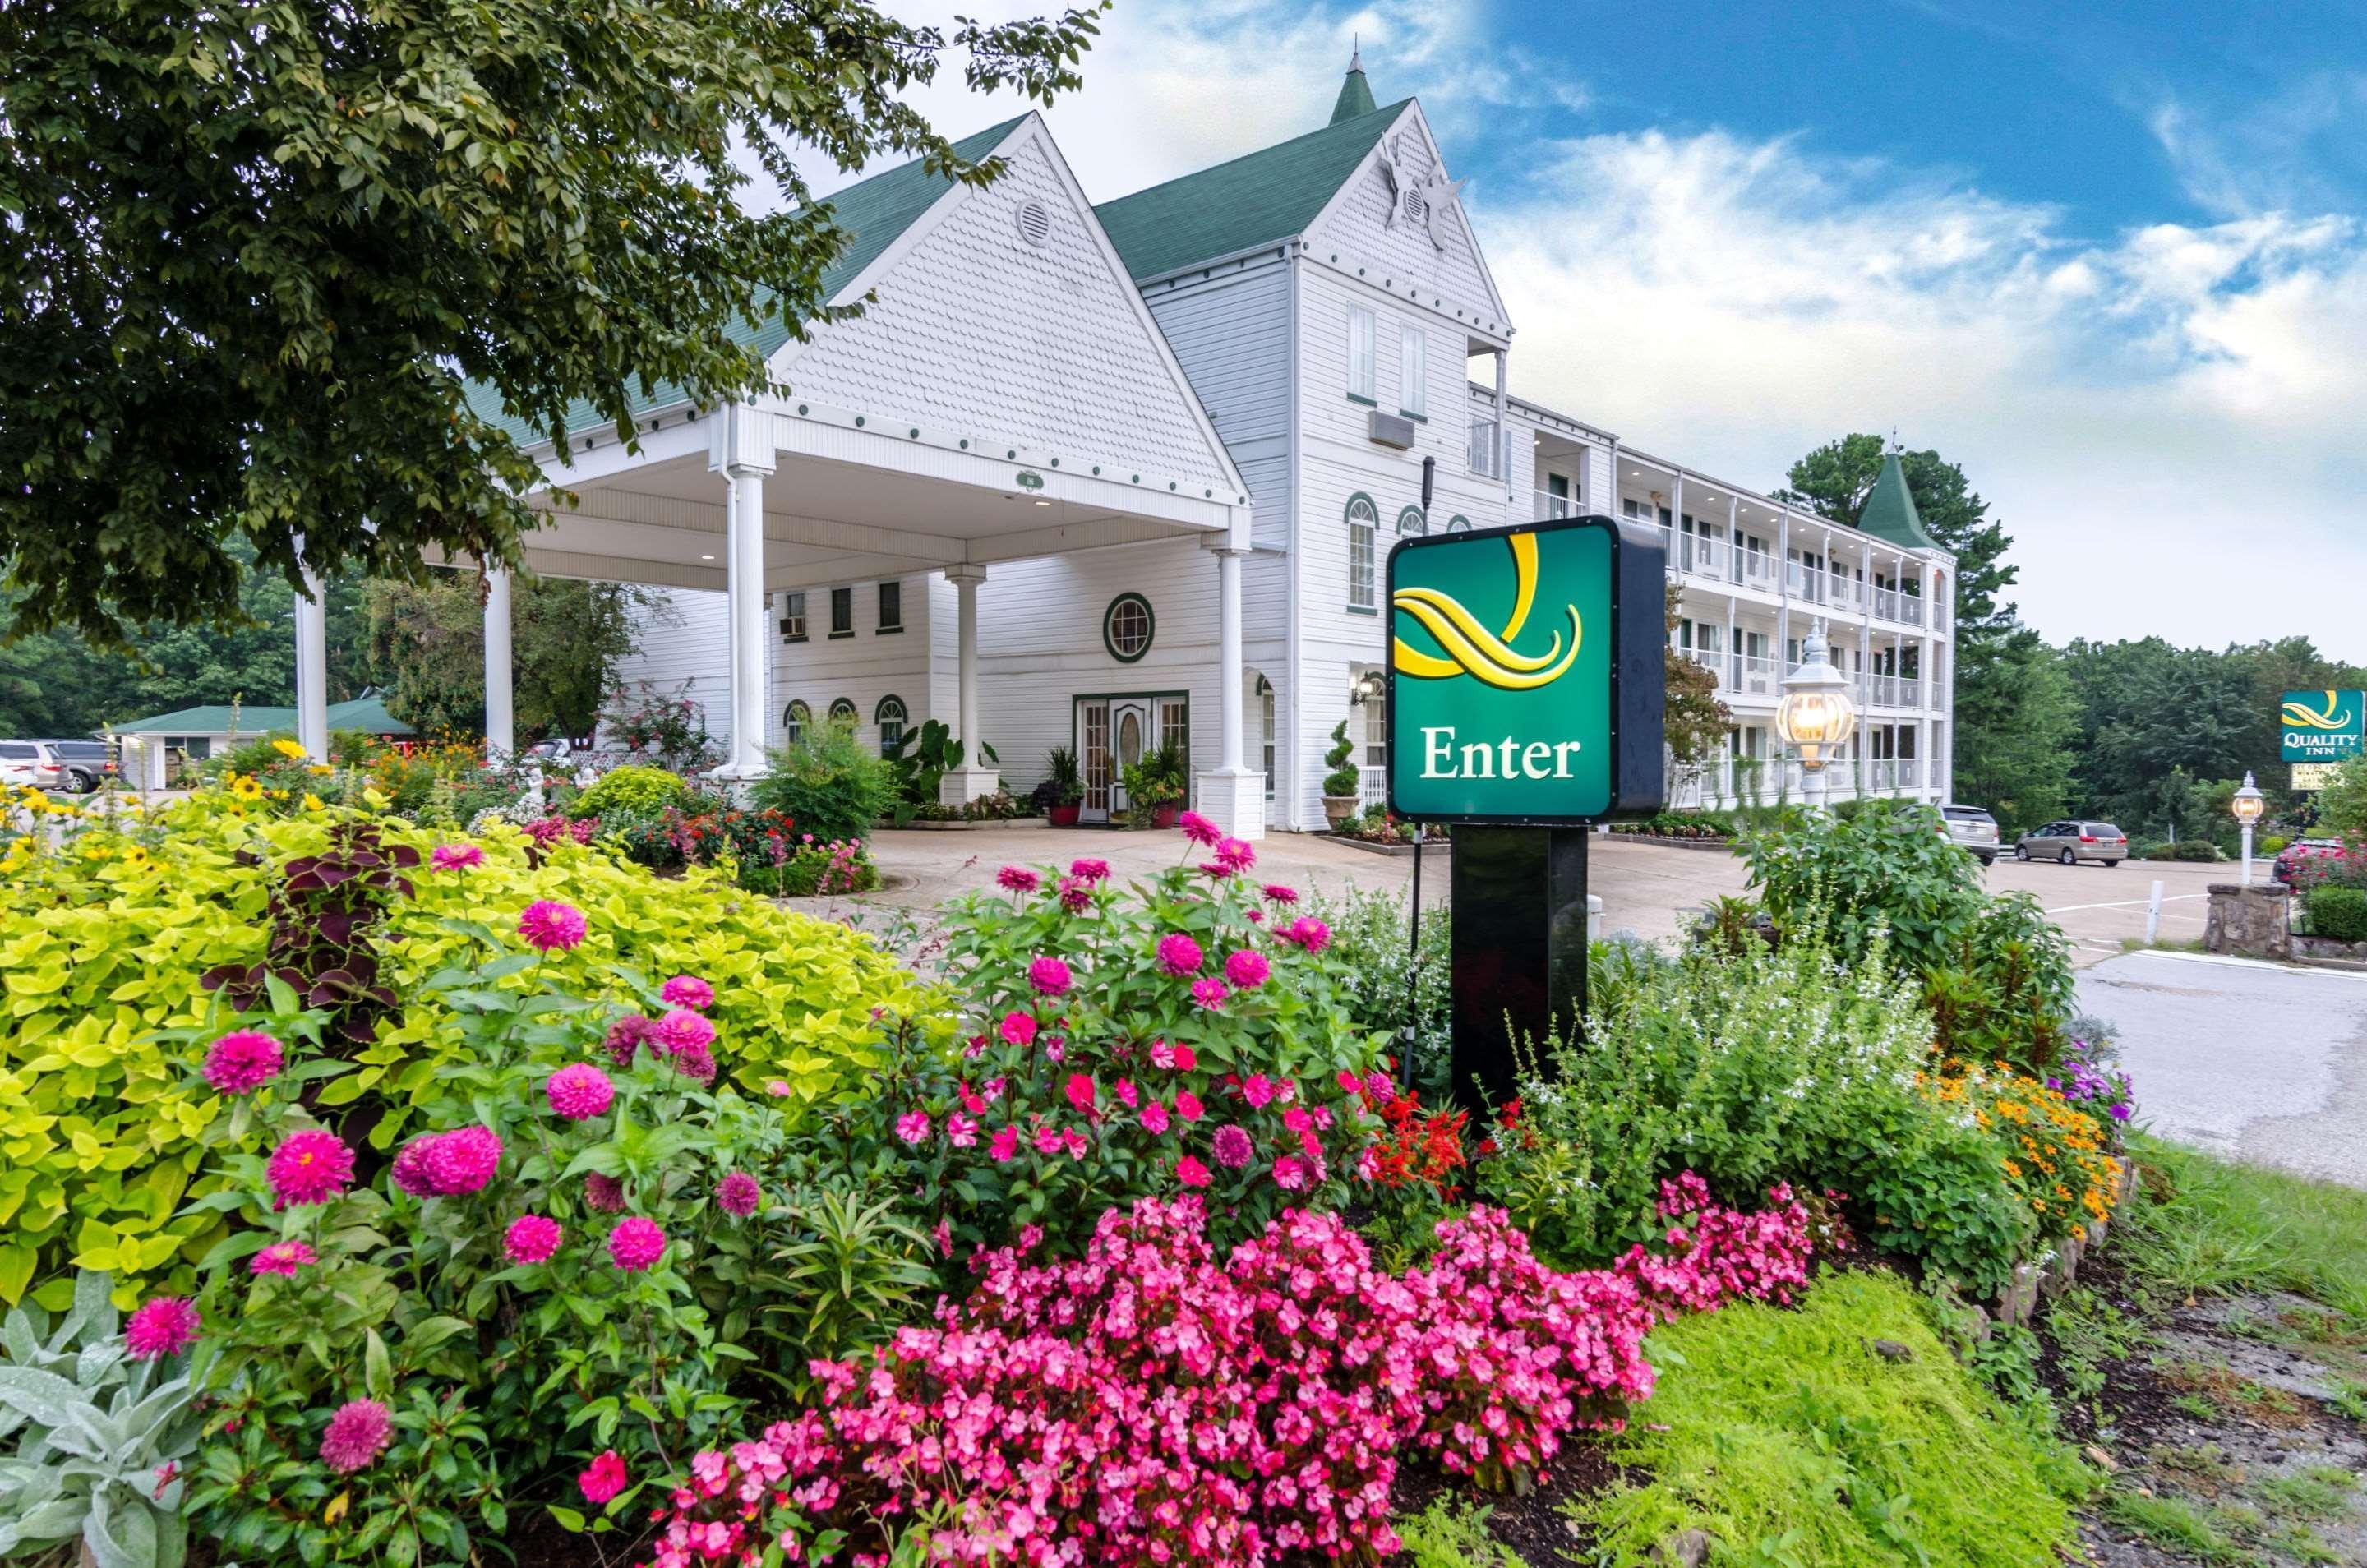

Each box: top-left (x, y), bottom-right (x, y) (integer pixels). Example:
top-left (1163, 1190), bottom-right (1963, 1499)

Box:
top-left (2116, 1132), bottom-right (2367, 1321)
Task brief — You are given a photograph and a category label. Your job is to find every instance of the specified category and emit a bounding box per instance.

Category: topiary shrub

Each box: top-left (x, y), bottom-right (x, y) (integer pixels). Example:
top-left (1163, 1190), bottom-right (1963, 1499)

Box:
top-left (1322, 718), bottom-right (1359, 799)
top-left (566, 763), bottom-right (690, 820)
top-left (2304, 885), bottom-right (2367, 943)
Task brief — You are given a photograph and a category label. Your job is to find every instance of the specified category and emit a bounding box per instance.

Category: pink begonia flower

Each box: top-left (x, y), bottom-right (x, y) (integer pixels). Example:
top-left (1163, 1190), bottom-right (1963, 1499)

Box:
top-left (202, 1031), bottom-right (283, 1095)
top-left (947, 1112), bottom-right (980, 1148)
top-left (250, 1240), bottom-right (317, 1278)
top-left (1027, 955), bottom-right (1072, 997)
top-left (1139, 1100), bottom-right (1171, 1135)
top-left (1175, 1154), bottom-right (1212, 1188)
top-left (1068, 858), bottom-right (1111, 883)
top-left (1064, 1073), bottom-right (1096, 1114)
top-left (1211, 1123), bottom-right (1254, 1168)
top-left (895, 1109), bottom-right (932, 1145)
top-left (958, 1081), bottom-right (987, 1114)
top-left (1155, 933), bottom-right (1203, 976)
top-left (1224, 949), bottom-right (1270, 989)
top-left (1242, 1073), bottom-right (1276, 1109)
top-left (1177, 810), bottom-right (1220, 846)
top-left (1189, 975), bottom-right (1230, 1009)
top-left (660, 975), bottom-right (714, 1012)
top-left (517, 899), bottom-right (588, 952)
top-left (320, 1400), bottom-right (391, 1473)
top-left (989, 1125), bottom-right (1021, 1162)
top-left (995, 865), bottom-right (1040, 894)
top-left (607, 1216), bottom-right (667, 1271)
top-left (505, 1215), bottom-right (564, 1264)
top-left (982, 1077), bottom-right (1007, 1102)
top-left (265, 1130), bottom-right (353, 1208)
top-left (1174, 1091), bottom-right (1205, 1122)
top-left (125, 1298), bottom-right (199, 1359)
top-left (579, 1449), bottom-right (629, 1504)
top-left (545, 1063), bottom-right (615, 1121)
top-left (429, 843), bottom-right (484, 871)
top-left (999, 1010), bottom-right (1037, 1048)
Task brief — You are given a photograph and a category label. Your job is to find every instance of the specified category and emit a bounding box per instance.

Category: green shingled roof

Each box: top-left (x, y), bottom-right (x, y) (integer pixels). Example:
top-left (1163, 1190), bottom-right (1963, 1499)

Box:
top-left (1857, 452), bottom-right (1940, 551)
top-left (464, 117), bottom-right (1029, 445)
top-left (1093, 99), bottom-right (1410, 282)
top-left (1331, 53), bottom-right (1377, 124)
top-left (112, 697), bottom-right (414, 736)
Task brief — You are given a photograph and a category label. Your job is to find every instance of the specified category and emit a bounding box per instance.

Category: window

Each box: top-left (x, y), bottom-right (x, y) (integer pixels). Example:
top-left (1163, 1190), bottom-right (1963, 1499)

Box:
top-left (876, 581), bottom-right (902, 633)
top-left (1396, 504), bottom-right (1427, 536)
top-left (1360, 680), bottom-right (1387, 811)
top-left (1257, 676), bottom-right (1276, 798)
top-left (829, 587), bottom-right (853, 638)
top-left (1346, 306), bottom-right (1376, 403)
top-left (778, 591), bottom-right (807, 642)
top-left (1446, 515), bottom-right (1471, 533)
top-left (1345, 494), bottom-right (1378, 610)
top-left (783, 700), bottom-right (811, 745)
top-left (874, 694), bottom-right (907, 753)
top-left (828, 697), bottom-right (857, 724)
top-left (1102, 593), bottom-right (1154, 662)
top-left (1398, 321), bottom-right (1427, 417)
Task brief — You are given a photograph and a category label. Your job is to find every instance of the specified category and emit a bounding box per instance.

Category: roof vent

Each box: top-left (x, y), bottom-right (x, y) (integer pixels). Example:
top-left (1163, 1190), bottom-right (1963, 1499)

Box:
top-left (1015, 199), bottom-right (1053, 248)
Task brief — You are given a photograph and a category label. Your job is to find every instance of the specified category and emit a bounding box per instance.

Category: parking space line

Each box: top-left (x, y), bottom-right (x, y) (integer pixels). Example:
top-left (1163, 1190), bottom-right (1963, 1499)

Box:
top-left (2043, 894), bottom-right (2208, 915)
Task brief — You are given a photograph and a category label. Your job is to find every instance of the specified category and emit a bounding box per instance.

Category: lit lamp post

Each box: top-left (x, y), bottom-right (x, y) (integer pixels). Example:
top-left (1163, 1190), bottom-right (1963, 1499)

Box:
top-left (2231, 770), bottom-right (2265, 887)
top-left (1774, 620), bottom-right (1859, 814)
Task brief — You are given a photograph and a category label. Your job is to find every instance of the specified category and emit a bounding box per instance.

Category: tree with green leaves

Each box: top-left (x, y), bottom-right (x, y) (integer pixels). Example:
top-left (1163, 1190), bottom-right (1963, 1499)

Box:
top-left (1663, 582), bottom-right (1733, 777)
top-left (1776, 435), bottom-right (2019, 642)
top-left (363, 570), bottom-right (662, 740)
top-left (1, 0), bottom-right (1105, 643)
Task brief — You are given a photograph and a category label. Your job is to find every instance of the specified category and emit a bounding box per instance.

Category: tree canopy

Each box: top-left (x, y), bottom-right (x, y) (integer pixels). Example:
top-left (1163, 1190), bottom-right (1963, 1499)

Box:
top-left (0, 0), bottom-right (1105, 642)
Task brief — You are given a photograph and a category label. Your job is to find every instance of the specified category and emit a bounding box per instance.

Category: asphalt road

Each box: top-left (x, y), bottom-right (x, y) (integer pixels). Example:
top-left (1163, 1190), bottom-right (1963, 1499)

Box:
top-left (2078, 950), bottom-right (2367, 1191)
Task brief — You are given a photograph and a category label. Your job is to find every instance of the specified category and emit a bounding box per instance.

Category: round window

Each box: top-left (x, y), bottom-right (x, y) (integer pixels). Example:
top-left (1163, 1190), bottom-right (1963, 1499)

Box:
top-left (1102, 593), bottom-right (1154, 662)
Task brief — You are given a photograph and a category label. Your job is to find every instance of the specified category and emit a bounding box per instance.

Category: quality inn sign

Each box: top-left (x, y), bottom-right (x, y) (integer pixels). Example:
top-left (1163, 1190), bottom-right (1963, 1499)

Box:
top-left (2282, 689), bottom-right (2364, 765)
top-left (1386, 516), bottom-right (1665, 823)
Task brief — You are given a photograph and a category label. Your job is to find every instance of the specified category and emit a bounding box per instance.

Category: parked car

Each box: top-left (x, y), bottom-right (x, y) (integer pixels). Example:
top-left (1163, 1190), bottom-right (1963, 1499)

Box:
top-left (0, 740), bottom-right (43, 786)
top-left (2273, 837), bottom-right (2350, 887)
top-left (2014, 820), bottom-right (2129, 865)
top-left (0, 739), bottom-right (113, 793)
top-left (1939, 804), bottom-right (2001, 865)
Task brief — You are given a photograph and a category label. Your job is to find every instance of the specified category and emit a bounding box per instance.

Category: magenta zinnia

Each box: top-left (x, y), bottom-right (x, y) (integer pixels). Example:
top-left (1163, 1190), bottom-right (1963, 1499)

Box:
top-left (505, 1215), bottom-right (564, 1265)
top-left (320, 1399), bottom-right (393, 1473)
top-left (1068, 857), bottom-right (1110, 883)
top-left (1189, 976), bottom-right (1230, 1010)
top-left (584, 1173), bottom-right (629, 1213)
top-left (995, 865), bottom-right (1040, 894)
top-left (1224, 949), bottom-right (1270, 989)
top-left (202, 1031), bottom-right (284, 1095)
top-left (1155, 933), bottom-right (1203, 976)
top-left (265, 1130), bottom-right (354, 1208)
top-left (659, 975), bottom-right (714, 1012)
top-left (250, 1241), bottom-right (317, 1278)
top-left (1177, 810), bottom-right (1220, 846)
top-left (545, 1063), bottom-right (615, 1121)
top-left (715, 1172), bottom-right (761, 1216)
top-left (607, 1216), bottom-right (667, 1272)
top-left (602, 1012), bottom-right (657, 1068)
top-left (422, 1126), bottom-right (502, 1195)
top-left (1211, 1123), bottom-right (1255, 1168)
top-left (1027, 955), bottom-right (1073, 997)
top-left (517, 899), bottom-right (588, 952)
top-left (429, 843), bottom-right (484, 871)
top-left (124, 1297), bottom-right (200, 1360)
top-left (654, 1008), bottom-right (716, 1054)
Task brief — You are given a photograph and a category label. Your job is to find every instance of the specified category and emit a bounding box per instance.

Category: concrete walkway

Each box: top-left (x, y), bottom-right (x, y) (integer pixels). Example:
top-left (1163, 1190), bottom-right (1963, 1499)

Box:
top-left (2078, 950), bottom-right (2367, 1191)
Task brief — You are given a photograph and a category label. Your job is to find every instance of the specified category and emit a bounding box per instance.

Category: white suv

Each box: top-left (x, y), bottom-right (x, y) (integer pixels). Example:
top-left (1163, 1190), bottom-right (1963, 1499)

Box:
top-left (1940, 804), bottom-right (2000, 866)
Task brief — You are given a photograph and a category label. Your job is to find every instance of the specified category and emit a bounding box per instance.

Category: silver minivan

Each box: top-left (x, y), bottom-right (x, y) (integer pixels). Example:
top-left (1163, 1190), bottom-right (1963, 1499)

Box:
top-left (2014, 820), bottom-right (2129, 866)
top-left (1940, 804), bottom-right (2000, 866)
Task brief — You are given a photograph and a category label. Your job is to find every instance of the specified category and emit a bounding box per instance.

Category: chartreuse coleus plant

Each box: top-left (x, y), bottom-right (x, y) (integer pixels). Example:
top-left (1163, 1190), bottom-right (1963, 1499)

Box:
top-left (0, 1271), bottom-right (210, 1568)
top-left (0, 787), bottom-right (937, 1310)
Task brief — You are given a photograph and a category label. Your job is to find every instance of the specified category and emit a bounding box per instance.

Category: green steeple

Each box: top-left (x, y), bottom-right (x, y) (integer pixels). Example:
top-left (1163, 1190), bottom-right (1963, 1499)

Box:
top-left (1857, 449), bottom-right (1940, 551)
top-left (1330, 44), bottom-right (1377, 125)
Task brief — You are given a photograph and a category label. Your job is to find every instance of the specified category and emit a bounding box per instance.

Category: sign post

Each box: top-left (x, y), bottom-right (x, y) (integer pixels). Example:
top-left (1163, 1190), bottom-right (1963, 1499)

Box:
top-left (1387, 516), bottom-right (1665, 1114)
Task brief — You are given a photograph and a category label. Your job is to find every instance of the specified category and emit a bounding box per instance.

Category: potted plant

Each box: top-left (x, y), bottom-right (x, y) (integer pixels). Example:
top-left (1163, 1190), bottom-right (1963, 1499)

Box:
top-left (1046, 745), bottom-right (1084, 827)
top-left (1123, 736), bottom-right (1188, 828)
top-left (1322, 718), bottom-right (1361, 829)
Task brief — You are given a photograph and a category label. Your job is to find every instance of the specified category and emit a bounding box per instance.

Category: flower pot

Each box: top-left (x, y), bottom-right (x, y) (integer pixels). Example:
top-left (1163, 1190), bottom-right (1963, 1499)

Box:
top-left (1049, 803), bottom-right (1081, 827)
top-left (1152, 804), bottom-right (1182, 829)
top-left (1322, 795), bottom-right (1359, 829)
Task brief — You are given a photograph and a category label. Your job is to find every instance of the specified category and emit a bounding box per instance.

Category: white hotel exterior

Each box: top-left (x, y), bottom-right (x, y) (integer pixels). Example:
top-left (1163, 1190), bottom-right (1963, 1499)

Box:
top-left (353, 57), bottom-right (1955, 836)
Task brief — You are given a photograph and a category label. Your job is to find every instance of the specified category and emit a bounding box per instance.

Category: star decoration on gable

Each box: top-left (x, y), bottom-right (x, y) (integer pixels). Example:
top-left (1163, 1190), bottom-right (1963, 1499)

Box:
top-left (1415, 170), bottom-right (1466, 251)
top-left (1377, 133), bottom-right (1465, 252)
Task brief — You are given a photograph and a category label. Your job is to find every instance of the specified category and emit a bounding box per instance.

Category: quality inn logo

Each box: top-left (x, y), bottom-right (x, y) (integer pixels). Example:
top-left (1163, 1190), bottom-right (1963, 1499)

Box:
top-left (2282, 689), bottom-right (2355, 731)
top-left (1391, 532), bottom-right (1582, 689)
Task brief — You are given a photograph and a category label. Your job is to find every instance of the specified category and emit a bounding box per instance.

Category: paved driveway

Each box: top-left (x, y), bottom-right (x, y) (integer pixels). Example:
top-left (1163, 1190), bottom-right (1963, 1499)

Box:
top-left (2077, 951), bottom-right (2367, 1191)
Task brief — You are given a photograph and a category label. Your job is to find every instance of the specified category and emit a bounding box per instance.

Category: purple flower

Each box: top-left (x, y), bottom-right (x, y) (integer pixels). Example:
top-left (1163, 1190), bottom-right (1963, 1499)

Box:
top-left (1211, 1123), bottom-right (1254, 1169)
top-left (602, 1012), bottom-right (657, 1068)
top-left (715, 1172), bottom-right (761, 1216)
top-left (125, 1298), bottom-right (200, 1360)
top-left (1055, 875), bottom-right (1092, 912)
top-left (518, 900), bottom-right (588, 952)
top-left (584, 1173), bottom-right (629, 1213)
top-left (996, 865), bottom-right (1040, 894)
top-left (669, 1040), bottom-right (718, 1086)
top-left (320, 1400), bottom-right (392, 1473)
top-left (1156, 933), bottom-right (1204, 976)
top-left (202, 1031), bottom-right (284, 1095)
top-left (659, 975), bottom-right (714, 1012)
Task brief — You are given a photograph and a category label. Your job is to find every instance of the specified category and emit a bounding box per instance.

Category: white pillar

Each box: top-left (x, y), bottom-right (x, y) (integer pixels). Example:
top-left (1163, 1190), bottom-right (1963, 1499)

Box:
top-left (710, 405), bottom-right (776, 781)
top-left (938, 565), bottom-right (999, 805)
top-left (482, 565), bottom-right (514, 759)
top-left (293, 560), bottom-right (330, 763)
top-left (1194, 541), bottom-right (1264, 839)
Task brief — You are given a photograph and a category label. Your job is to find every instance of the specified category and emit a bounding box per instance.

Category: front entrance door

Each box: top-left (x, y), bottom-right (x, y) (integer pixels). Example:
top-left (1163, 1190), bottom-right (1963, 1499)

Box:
top-left (1076, 694), bottom-right (1184, 823)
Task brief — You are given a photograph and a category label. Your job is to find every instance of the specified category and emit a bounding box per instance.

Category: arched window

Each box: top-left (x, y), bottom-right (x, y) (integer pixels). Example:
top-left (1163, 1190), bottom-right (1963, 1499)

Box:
top-left (1102, 593), bottom-right (1154, 662)
top-left (828, 697), bottom-right (858, 726)
top-left (874, 694), bottom-right (908, 753)
top-left (1446, 515), bottom-right (1472, 533)
top-left (1345, 494), bottom-right (1378, 609)
top-left (1396, 505), bottom-right (1428, 536)
top-left (783, 699), bottom-right (811, 746)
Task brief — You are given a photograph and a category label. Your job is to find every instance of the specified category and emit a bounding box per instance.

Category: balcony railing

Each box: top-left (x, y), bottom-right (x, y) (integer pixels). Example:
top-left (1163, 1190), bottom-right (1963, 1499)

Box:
top-left (1869, 587), bottom-right (1927, 626)
top-left (1731, 551), bottom-right (1777, 590)
top-left (1865, 758), bottom-right (1923, 792)
top-left (1728, 653), bottom-right (1777, 697)
top-left (1868, 674), bottom-right (1925, 708)
top-left (1534, 487), bottom-right (1578, 519)
top-left (1469, 417), bottom-right (1503, 478)
top-left (1785, 561), bottom-right (1825, 604)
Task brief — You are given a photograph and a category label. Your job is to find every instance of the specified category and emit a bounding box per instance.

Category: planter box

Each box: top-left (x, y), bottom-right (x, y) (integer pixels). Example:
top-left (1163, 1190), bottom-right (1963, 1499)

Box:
top-left (1608, 834), bottom-right (1736, 853)
top-left (875, 817), bottom-right (1050, 832)
top-left (1327, 835), bottom-right (1448, 860)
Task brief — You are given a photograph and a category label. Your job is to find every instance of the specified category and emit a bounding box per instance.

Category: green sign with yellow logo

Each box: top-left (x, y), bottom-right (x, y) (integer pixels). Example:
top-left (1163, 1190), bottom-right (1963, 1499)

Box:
top-left (2282, 689), bottom-right (2364, 764)
top-left (1386, 516), bottom-right (1665, 823)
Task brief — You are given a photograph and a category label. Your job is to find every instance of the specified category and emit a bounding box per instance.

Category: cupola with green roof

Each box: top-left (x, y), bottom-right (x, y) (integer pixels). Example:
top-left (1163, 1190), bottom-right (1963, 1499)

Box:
top-left (1857, 448), bottom-right (1940, 551)
top-left (1330, 43), bottom-right (1377, 124)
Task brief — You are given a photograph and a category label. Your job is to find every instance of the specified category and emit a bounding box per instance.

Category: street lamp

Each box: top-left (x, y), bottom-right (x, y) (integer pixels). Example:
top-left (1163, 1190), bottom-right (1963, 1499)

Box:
top-left (1775, 620), bottom-right (1859, 814)
top-left (2231, 770), bottom-right (2265, 887)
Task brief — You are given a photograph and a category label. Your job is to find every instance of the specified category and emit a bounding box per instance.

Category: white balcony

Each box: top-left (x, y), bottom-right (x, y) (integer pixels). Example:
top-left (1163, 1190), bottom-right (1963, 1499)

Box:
top-left (1730, 551), bottom-right (1777, 591)
top-left (1865, 758), bottom-right (1923, 792)
top-left (1728, 653), bottom-right (1778, 697)
top-left (1533, 487), bottom-right (1579, 519)
top-left (1868, 674), bottom-right (1924, 708)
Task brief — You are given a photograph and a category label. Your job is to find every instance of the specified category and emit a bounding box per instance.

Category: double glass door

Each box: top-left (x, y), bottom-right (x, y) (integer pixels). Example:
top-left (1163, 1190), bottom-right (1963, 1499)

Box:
top-left (1075, 695), bottom-right (1188, 823)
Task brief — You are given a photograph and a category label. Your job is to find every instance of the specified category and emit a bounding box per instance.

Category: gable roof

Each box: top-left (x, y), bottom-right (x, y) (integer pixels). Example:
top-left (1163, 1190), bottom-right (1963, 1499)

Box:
top-left (1093, 99), bottom-right (1410, 281)
top-left (464, 117), bottom-right (1027, 445)
top-left (1857, 452), bottom-right (1940, 551)
top-left (111, 697), bottom-right (414, 736)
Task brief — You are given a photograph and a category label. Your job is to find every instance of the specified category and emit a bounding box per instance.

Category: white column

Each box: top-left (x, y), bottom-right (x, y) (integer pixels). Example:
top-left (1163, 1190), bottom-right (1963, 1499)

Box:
top-left (938, 565), bottom-right (999, 805)
top-left (293, 560), bottom-right (330, 763)
top-left (1194, 541), bottom-right (1264, 839)
top-left (482, 565), bottom-right (514, 759)
top-left (710, 405), bottom-right (776, 781)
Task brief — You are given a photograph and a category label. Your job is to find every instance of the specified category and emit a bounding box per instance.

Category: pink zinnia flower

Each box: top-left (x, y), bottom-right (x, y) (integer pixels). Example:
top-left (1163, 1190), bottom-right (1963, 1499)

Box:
top-left (506, 1214), bottom-right (564, 1264)
top-left (1156, 933), bottom-right (1204, 976)
top-left (321, 1400), bottom-right (392, 1473)
top-left (579, 1449), bottom-right (629, 1505)
top-left (1214, 837), bottom-right (1256, 872)
top-left (895, 1109), bottom-right (932, 1145)
top-left (266, 1130), bottom-right (354, 1208)
top-left (1068, 858), bottom-right (1110, 883)
top-left (202, 1031), bottom-right (284, 1095)
top-left (1199, 859), bottom-right (1238, 881)
top-left (654, 1008), bottom-right (716, 1055)
top-left (518, 899), bottom-right (588, 952)
top-left (607, 1216), bottom-right (667, 1272)
top-left (250, 1241), bottom-right (316, 1278)
top-left (584, 1173), bottom-right (629, 1212)
top-left (124, 1298), bottom-right (199, 1360)
top-left (668, 1040), bottom-right (717, 1086)
top-left (1243, 1073), bottom-right (1277, 1108)
top-left (602, 1012), bottom-right (657, 1068)
top-left (1055, 875), bottom-right (1092, 912)
top-left (996, 865), bottom-right (1040, 894)
top-left (1064, 1073), bottom-right (1096, 1114)
top-left (659, 975), bottom-right (713, 1012)
top-left (948, 1111), bottom-right (979, 1147)
top-left (1272, 1155), bottom-right (1311, 1191)
top-left (1262, 883), bottom-right (1299, 905)
top-left (714, 1173), bottom-right (761, 1216)
top-left (1211, 1123), bottom-right (1254, 1168)
top-left (545, 1063), bottom-right (615, 1121)
top-left (1176, 1154), bottom-right (1212, 1188)
top-left (422, 1126), bottom-right (502, 1195)
top-left (999, 1010), bottom-right (1037, 1048)
top-left (1248, 907), bottom-right (1263, 923)
top-left (430, 843), bottom-right (484, 871)
top-left (1190, 976), bottom-right (1230, 1009)
top-left (989, 1125), bottom-right (1021, 1162)
top-left (1140, 1100), bottom-right (1171, 1135)
top-left (1027, 955), bottom-right (1073, 997)
top-left (1178, 811), bottom-right (1220, 846)
top-left (1225, 949), bottom-right (1271, 989)
top-left (1280, 915), bottom-right (1332, 953)
top-left (1174, 1091), bottom-right (1205, 1122)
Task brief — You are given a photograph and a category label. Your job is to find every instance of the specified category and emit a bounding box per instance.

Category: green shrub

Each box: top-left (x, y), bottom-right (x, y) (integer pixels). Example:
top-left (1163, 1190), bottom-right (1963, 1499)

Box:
top-left (567, 763), bottom-right (690, 820)
top-left (2303, 885), bottom-right (2367, 943)
top-left (2141, 839), bottom-right (2222, 862)
top-left (1742, 800), bottom-right (1984, 978)
top-left (1322, 718), bottom-right (1359, 799)
top-left (1302, 885), bottom-right (1451, 1098)
top-left (750, 720), bottom-right (897, 845)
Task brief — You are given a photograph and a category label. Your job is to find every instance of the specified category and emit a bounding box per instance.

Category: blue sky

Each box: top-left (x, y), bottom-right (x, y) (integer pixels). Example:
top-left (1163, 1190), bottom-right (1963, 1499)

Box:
top-left (838, 1), bottom-right (2367, 658)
